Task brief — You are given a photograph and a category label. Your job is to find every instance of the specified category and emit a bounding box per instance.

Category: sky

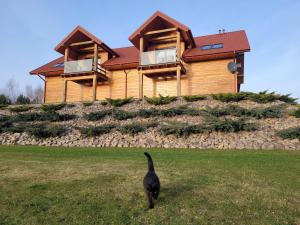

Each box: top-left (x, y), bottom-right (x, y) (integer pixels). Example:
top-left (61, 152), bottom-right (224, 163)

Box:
top-left (0, 0), bottom-right (299, 99)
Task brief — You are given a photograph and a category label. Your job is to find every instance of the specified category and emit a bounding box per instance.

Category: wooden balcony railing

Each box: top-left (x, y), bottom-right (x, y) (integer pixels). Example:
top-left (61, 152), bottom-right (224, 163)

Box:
top-left (140, 48), bottom-right (177, 66)
top-left (64, 59), bottom-right (105, 75)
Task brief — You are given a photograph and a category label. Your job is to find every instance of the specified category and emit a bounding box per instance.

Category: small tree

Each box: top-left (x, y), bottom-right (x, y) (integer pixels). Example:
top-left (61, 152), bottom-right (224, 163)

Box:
top-left (32, 85), bottom-right (44, 104)
top-left (5, 78), bottom-right (19, 103)
top-left (0, 94), bottom-right (11, 105)
top-left (25, 85), bottom-right (34, 102)
top-left (16, 94), bottom-right (31, 105)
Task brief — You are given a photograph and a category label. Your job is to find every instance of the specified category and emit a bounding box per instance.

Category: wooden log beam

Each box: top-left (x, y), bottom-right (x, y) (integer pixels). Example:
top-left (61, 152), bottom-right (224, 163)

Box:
top-left (153, 79), bottom-right (157, 97)
top-left (92, 75), bottom-right (97, 101)
top-left (139, 70), bottom-right (143, 99)
top-left (149, 35), bottom-right (177, 42)
top-left (142, 67), bottom-right (177, 75)
top-left (176, 66), bottom-right (181, 97)
top-left (62, 79), bottom-right (67, 103)
top-left (69, 41), bottom-right (94, 46)
top-left (176, 30), bottom-right (181, 62)
top-left (64, 47), bottom-right (69, 62)
top-left (144, 27), bottom-right (177, 36)
top-left (139, 36), bottom-right (144, 61)
top-left (93, 43), bottom-right (98, 71)
top-left (64, 75), bottom-right (94, 81)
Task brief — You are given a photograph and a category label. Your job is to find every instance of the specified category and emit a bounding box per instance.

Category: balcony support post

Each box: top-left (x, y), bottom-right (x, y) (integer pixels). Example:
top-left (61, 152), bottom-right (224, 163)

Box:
top-left (62, 79), bottom-right (67, 103)
top-left (176, 30), bottom-right (181, 62)
top-left (176, 66), bottom-right (181, 97)
top-left (139, 69), bottom-right (143, 99)
top-left (139, 36), bottom-right (144, 64)
top-left (93, 43), bottom-right (98, 71)
top-left (92, 74), bottom-right (97, 101)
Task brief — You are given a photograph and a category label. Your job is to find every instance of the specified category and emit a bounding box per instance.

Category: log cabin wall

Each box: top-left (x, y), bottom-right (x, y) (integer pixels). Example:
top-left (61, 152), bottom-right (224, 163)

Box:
top-left (44, 58), bottom-right (237, 103)
top-left (45, 76), bottom-right (64, 103)
top-left (187, 58), bottom-right (236, 95)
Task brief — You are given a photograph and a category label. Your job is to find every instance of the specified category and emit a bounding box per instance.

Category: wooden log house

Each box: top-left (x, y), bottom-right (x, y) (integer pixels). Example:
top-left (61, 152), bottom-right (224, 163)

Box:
top-left (30, 11), bottom-right (250, 103)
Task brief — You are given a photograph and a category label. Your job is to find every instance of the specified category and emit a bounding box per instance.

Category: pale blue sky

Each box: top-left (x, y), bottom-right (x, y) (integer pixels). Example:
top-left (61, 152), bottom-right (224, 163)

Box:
top-left (0, 0), bottom-right (299, 99)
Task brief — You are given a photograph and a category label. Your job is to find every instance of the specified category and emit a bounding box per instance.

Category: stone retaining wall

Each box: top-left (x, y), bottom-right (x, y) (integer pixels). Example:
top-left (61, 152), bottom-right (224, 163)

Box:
top-left (1, 99), bottom-right (299, 150)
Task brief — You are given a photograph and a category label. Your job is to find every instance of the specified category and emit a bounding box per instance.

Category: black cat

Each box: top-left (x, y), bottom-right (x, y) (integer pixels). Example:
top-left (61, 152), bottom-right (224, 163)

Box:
top-left (143, 152), bottom-right (160, 209)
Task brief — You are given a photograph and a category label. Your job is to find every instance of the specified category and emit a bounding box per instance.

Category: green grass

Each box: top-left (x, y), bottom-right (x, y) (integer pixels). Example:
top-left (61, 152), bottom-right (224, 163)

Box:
top-left (0, 146), bottom-right (299, 225)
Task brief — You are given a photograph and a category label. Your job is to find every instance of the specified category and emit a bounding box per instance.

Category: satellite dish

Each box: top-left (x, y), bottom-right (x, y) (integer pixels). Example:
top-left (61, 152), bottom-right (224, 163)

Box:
top-left (227, 62), bottom-right (238, 73)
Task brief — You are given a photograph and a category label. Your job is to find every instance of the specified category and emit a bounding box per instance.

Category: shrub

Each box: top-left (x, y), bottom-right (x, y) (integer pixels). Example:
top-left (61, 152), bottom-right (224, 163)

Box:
top-left (9, 105), bottom-right (32, 113)
top-left (207, 117), bottom-right (257, 132)
top-left (159, 121), bottom-right (208, 137)
top-left (16, 94), bottom-right (30, 105)
top-left (211, 93), bottom-right (247, 102)
top-left (66, 103), bottom-right (76, 108)
top-left (3, 123), bottom-right (27, 133)
top-left (41, 103), bottom-right (66, 112)
top-left (83, 102), bottom-right (93, 107)
top-left (106, 97), bottom-right (133, 107)
top-left (12, 112), bottom-right (76, 122)
top-left (211, 91), bottom-right (297, 104)
top-left (183, 95), bottom-right (206, 102)
top-left (0, 94), bottom-right (11, 105)
top-left (112, 109), bottom-right (136, 120)
top-left (0, 115), bottom-right (11, 122)
top-left (0, 121), bottom-right (13, 133)
top-left (203, 105), bottom-right (285, 119)
top-left (83, 110), bottom-right (112, 121)
top-left (144, 95), bottom-right (177, 105)
top-left (78, 124), bottom-right (116, 137)
top-left (160, 106), bottom-right (188, 117)
top-left (276, 127), bottom-right (300, 140)
top-left (0, 104), bottom-right (8, 109)
top-left (138, 108), bottom-right (162, 118)
top-left (26, 124), bottom-right (66, 138)
top-left (248, 91), bottom-right (297, 104)
top-left (249, 106), bottom-right (285, 119)
top-left (290, 108), bottom-right (300, 118)
top-left (138, 106), bottom-right (198, 118)
top-left (118, 122), bottom-right (157, 135)
top-left (100, 101), bottom-right (108, 106)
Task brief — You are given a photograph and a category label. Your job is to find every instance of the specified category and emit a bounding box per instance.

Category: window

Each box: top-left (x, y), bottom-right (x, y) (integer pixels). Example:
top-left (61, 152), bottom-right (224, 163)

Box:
top-left (200, 43), bottom-right (223, 50)
top-left (53, 62), bottom-right (64, 68)
top-left (201, 45), bottom-right (212, 50)
top-left (212, 43), bottom-right (223, 49)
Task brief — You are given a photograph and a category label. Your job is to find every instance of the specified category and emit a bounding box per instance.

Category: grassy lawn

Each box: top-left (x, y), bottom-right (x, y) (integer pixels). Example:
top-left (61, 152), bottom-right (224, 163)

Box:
top-left (0, 146), bottom-right (299, 225)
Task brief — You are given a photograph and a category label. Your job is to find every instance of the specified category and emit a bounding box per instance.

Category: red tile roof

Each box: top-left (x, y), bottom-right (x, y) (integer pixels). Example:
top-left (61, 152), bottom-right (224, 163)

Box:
top-left (101, 46), bottom-right (139, 70)
top-left (30, 30), bottom-right (250, 75)
top-left (30, 56), bottom-right (64, 75)
top-left (183, 30), bottom-right (250, 60)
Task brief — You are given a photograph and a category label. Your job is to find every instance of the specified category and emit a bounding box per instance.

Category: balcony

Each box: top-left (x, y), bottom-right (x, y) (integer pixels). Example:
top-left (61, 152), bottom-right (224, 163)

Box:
top-left (62, 58), bottom-right (107, 82)
top-left (140, 48), bottom-right (177, 66)
top-left (64, 59), bottom-right (94, 74)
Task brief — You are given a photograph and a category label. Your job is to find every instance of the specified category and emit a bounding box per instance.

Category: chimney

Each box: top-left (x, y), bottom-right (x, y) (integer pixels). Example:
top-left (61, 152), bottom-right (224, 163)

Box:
top-left (218, 29), bottom-right (222, 34)
top-left (222, 29), bottom-right (225, 33)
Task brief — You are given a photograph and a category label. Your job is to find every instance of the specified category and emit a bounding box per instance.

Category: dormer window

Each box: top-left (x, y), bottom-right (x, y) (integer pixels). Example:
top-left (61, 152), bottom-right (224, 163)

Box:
top-left (53, 62), bottom-right (64, 68)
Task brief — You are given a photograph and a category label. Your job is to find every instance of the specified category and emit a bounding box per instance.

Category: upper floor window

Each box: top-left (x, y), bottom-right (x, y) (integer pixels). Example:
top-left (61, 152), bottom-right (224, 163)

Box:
top-left (200, 43), bottom-right (223, 50)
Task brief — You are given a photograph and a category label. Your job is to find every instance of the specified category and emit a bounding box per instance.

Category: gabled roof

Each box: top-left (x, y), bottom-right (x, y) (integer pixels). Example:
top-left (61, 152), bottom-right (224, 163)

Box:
top-left (54, 26), bottom-right (118, 57)
top-left (129, 11), bottom-right (195, 49)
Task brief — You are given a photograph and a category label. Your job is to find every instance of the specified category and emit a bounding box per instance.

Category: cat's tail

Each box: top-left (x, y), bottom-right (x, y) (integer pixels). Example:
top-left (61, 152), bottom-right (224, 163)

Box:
top-left (144, 152), bottom-right (154, 172)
